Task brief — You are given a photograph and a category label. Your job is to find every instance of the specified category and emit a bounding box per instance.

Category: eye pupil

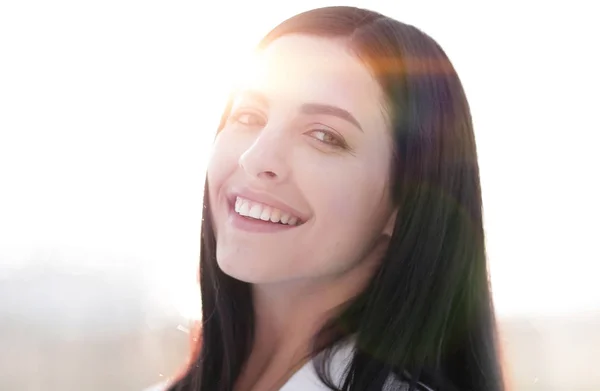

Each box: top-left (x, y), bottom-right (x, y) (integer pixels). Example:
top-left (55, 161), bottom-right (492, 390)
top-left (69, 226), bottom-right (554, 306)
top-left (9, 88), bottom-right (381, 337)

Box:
top-left (313, 129), bottom-right (343, 147)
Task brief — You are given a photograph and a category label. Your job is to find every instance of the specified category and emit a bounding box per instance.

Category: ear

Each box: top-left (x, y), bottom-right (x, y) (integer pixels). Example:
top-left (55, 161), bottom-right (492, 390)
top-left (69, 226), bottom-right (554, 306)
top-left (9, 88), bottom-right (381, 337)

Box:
top-left (383, 207), bottom-right (399, 237)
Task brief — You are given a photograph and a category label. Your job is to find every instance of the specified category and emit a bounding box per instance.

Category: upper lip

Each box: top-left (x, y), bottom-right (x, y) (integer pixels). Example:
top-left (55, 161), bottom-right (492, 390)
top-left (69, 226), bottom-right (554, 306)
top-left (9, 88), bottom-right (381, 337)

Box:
top-left (227, 187), bottom-right (309, 223)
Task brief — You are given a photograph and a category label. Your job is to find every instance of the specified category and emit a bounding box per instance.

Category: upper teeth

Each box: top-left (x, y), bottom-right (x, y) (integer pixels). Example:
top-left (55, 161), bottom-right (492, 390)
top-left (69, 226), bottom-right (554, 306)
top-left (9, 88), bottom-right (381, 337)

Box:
top-left (234, 196), bottom-right (300, 225)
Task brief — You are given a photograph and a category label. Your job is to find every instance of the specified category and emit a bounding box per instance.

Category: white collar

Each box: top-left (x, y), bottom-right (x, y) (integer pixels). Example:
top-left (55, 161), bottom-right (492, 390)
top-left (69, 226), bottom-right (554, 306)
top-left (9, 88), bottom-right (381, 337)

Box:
top-left (280, 339), bottom-right (354, 390)
top-left (280, 338), bottom-right (433, 391)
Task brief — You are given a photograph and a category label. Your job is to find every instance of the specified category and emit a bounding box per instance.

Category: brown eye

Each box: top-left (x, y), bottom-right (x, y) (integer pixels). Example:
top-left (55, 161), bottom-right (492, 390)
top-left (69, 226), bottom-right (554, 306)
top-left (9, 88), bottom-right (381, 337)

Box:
top-left (309, 129), bottom-right (346, 148)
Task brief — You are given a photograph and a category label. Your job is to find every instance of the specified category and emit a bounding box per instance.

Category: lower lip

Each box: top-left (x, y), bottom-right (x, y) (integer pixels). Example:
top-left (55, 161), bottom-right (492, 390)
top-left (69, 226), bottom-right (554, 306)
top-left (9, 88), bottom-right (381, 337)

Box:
top-left (228, 208), bottom-right (301, 233)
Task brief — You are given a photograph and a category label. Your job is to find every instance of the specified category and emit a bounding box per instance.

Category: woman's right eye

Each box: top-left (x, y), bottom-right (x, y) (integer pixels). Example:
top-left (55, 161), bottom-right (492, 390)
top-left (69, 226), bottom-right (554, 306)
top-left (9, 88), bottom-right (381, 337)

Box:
top-left (230, 111), bottom-right (266, 127)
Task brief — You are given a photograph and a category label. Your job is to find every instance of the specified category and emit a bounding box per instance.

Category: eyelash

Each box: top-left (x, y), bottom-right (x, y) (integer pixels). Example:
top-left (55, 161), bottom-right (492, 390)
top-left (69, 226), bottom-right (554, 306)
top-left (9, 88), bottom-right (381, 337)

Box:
top-left (228, 110), bottom-right (348, 149)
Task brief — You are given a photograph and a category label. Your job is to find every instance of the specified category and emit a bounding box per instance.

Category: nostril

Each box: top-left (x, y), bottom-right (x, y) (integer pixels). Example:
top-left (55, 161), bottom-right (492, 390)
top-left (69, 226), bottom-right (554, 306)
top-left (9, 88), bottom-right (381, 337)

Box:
top-left (262, 171), bottom-right (277, 178)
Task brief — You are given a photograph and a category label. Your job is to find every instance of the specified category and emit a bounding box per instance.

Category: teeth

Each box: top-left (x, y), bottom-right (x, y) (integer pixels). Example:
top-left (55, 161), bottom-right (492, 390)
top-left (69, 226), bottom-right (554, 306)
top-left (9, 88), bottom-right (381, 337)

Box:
top-left (248, 204), bottom-right (262, 219)
top-left (269, 208), bottom-right (281, 223)
top-left (238, 200), bottom-right (250, 216)
top-left (259, 207), bottom-right (271, 221)
top-left (234, 196), bottom-right (300, 225)
top-left (238, 202), bottom-right (250, 216)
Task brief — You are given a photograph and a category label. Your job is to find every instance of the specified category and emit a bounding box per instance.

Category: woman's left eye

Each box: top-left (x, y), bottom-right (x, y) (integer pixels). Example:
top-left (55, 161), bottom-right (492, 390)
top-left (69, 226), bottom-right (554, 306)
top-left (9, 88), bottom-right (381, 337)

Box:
top-left (230, 110), bottom-right (266, 127)
top-left (308, 129), bottom-right (346, 148)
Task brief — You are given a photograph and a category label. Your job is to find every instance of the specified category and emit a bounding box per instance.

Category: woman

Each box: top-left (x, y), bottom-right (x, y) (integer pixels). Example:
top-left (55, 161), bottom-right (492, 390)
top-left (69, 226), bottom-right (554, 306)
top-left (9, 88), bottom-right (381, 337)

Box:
top-left (158, 5), bottom-right (505, 391)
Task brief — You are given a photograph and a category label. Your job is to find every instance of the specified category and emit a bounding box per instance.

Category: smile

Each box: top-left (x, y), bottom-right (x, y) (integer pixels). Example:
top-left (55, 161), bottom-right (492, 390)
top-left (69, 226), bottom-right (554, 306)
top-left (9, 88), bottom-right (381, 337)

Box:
top-left (234, 196), bottom-right (302, 226)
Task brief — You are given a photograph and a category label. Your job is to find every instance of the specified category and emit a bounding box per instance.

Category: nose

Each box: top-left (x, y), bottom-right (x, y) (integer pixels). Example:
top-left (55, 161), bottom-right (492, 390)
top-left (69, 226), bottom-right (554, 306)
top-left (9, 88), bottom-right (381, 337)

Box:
top-left (238, 129), bottom-right (290, 182)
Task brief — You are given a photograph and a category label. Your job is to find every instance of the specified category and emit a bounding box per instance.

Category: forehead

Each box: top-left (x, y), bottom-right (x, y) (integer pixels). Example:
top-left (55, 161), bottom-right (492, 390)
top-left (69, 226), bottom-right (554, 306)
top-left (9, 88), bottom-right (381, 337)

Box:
top-left (241, 35), bottom-right (386, 125)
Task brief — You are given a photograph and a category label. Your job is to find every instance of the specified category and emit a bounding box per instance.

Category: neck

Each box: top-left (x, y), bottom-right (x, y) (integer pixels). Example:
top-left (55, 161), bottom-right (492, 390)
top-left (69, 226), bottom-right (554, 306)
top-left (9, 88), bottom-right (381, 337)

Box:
top-left (236, 235), bottom-right (389, 391)
top-left (251, 234), bottom-right (389, 351)
top-left (251, 277), bottom-right (350, 351)
top-left (251, 259), bottom-right (383, 364)
top-left (235, 276), bottom-right (363, 391)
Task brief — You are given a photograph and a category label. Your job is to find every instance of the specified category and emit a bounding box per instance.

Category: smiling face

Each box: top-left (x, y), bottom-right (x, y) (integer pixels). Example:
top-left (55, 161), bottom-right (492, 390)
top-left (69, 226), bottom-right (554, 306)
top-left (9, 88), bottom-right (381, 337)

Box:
top-left (207, 35), bottom-right (397, 285)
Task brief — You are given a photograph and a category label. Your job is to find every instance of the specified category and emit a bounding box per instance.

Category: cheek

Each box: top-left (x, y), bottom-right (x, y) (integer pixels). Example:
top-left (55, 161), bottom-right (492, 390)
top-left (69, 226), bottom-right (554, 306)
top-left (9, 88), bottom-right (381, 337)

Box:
top-left (306, 161), bottom-right (388, 221)
top-left (326, 191), bottom-right (359, 220)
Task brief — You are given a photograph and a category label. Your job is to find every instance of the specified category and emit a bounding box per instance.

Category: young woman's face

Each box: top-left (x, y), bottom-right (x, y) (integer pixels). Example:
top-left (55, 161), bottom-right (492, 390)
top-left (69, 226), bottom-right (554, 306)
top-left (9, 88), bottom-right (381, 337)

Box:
top-left (207, 35), bottom-right (396, 285)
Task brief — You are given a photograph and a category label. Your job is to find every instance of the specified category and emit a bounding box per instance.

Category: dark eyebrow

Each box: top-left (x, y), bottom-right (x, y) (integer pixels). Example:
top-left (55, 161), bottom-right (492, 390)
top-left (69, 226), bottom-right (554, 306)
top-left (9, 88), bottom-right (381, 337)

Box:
top-left (301, 103), bottom-right (363, 132)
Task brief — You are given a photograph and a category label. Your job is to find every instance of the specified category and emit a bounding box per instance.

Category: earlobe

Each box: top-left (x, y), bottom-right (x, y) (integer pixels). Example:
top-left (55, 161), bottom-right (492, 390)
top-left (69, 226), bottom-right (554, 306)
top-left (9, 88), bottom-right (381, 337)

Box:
top-left (383, 207), bottom-right (399, 237)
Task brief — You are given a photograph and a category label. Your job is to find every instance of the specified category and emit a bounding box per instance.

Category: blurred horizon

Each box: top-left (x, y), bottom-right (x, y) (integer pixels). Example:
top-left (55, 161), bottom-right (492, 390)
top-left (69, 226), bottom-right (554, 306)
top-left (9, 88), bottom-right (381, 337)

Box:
top-left (2, 262), bottom-right (599, 390)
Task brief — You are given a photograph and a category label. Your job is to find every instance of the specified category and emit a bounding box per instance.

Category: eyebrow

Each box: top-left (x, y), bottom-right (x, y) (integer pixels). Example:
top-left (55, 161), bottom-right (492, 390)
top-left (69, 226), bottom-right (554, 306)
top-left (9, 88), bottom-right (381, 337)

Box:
top-left (300, 103), bottom-right (363, 132)
top-left (235, 89), bottom-right (364, 132)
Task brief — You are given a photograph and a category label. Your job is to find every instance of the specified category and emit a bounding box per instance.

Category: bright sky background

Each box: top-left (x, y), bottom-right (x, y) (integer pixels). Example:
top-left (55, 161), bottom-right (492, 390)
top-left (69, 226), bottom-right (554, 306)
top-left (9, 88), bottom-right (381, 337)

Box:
top-left (0, 0), bottom-right (598, 319)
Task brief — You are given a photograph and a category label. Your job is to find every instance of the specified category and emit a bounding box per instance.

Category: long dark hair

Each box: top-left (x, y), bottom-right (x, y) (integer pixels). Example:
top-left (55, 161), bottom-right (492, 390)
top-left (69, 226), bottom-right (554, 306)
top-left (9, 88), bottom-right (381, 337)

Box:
top-left (169, 6), bottom-right (504, 391)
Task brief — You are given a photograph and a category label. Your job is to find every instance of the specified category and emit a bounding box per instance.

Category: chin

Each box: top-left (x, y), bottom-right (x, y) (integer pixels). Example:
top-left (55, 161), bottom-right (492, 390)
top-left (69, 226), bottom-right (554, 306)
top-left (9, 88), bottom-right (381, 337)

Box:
top-left (217, 257), bottom-right (267, 284)
top-left (218, 259), bottom-right (308, 286)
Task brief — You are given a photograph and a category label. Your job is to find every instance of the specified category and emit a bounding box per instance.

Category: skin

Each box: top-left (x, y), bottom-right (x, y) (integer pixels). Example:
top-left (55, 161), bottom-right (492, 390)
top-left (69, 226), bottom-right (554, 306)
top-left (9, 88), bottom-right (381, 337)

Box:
top-left (206, 35), bottom-right (397, 391)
